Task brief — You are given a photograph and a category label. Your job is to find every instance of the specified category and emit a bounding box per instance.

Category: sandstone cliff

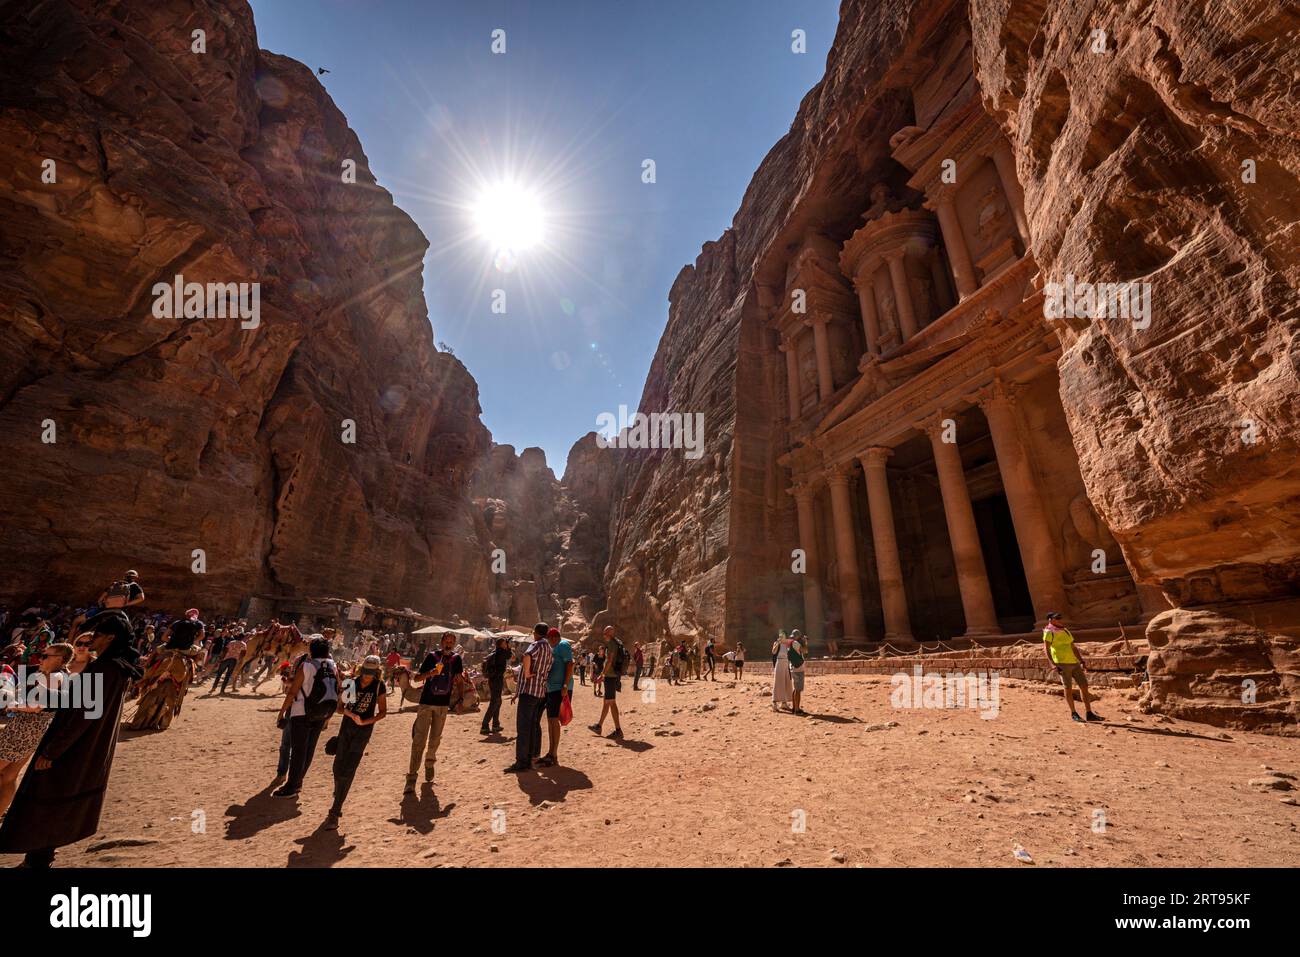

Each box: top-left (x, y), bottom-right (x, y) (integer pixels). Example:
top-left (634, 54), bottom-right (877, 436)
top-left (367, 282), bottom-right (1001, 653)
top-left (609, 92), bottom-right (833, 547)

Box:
top-left (471, 434), bottom-right (616, 634)
top-left (969, 0), bottom-right (1299, 730)
top-left (0, 0), bottom-right (491, 616)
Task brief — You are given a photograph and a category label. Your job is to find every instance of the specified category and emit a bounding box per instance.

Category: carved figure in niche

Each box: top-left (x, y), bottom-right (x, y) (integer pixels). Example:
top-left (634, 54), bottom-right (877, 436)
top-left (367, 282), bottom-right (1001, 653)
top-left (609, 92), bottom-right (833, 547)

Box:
top-left (876, 283), bottom-right (901, 350)
top-left (975, 182), bottom-right (1011, 253)
top-left (862, 183), bottom-right (904, 222)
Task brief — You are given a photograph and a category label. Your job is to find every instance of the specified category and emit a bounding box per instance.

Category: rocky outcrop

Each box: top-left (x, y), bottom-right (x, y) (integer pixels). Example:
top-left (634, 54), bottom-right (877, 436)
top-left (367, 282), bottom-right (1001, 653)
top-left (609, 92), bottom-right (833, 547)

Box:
top-left (0, 0), bottom-right (490, 616)
top-left (471, 434), bottom-right (617, 634)
top-left (970, 0), bottom-right (1300, 729)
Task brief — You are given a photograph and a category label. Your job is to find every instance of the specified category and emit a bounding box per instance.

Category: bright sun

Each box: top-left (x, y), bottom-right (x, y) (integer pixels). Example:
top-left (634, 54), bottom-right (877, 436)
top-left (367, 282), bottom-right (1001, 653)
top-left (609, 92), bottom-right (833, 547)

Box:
top-left (471, 181), bottom-right (546, 253)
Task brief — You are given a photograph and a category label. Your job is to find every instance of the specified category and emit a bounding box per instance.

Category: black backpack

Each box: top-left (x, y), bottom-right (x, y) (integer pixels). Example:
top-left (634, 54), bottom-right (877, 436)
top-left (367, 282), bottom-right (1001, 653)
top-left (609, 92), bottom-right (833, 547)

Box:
top-left (302, 658), bottom-right (338, 721)
top-left (611, 639), bottom-right (628, 672)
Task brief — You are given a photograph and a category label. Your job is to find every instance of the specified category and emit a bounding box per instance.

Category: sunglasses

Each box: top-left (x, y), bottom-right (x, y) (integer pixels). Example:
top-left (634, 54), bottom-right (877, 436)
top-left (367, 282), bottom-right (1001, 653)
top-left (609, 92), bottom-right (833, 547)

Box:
top-left (74, 641), bottom-right (92, 648)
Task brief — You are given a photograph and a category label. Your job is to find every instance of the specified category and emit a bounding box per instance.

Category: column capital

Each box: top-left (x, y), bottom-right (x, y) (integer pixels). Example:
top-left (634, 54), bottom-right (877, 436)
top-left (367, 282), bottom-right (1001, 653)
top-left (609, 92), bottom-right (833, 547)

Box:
top-left (882, 246), bottom-right (908, 264)
top-left (802, 311), bottom-right (831, 328)
top-left (917, 411), bottom-right (954, 442)
top-left (788, 481), bottom-right (819, 504)
top-left (858, 446), bottom-right (894, 470)
top-left (824, 461), bottom-right (856, 488)
top-left (975, 375), bottom-right (1022, 411)
top-left (777, 336), bottom-right (795, 353)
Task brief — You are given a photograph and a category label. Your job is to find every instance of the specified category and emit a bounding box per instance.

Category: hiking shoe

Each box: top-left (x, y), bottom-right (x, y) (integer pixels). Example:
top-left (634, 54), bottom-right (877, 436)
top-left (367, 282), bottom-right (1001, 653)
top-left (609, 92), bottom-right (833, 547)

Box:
top-left (323, 812), bottom-right (340, 830)
top-left (588, 723), bottom-right (602, 735)
top-left (272, 786), bottom-right (299, 798)
top-left (1070, 713), bottom-right (1084, 723)
top-left (269, 774), bottom-right (287, 789)
top-left (609, 728), bottom-right (624, 739)
top-left (403, 775), bottom-right (416, 795)
top-left (480, 726), bottom-right (491, 735)
top-left (536, 756), bottom-right (556, 768)
top-left (503, 763), bottom-right (530, 774)
top-left (1085, 711), bottom-right (1104, 722)
top-left (492, 725), bottom-right (504, 733)
top-left (423, 768), bottom-right (435, 783)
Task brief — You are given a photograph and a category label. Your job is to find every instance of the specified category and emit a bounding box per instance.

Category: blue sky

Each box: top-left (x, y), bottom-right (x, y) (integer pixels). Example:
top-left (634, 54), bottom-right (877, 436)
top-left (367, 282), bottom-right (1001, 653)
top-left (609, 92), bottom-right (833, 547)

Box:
top-left (249, 0), bottom-right (839, 473)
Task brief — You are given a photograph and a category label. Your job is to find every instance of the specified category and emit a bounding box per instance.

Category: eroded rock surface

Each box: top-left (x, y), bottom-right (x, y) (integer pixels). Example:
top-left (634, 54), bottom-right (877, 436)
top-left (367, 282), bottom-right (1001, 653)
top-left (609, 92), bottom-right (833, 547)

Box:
top-left (0, 0), bottom-right (490, 615)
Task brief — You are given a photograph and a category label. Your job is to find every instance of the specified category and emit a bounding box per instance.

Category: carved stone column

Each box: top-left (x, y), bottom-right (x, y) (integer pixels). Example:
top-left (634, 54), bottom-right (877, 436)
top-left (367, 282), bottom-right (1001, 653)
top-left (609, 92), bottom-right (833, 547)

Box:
top-left (790, 482), bottom-right (825, 642)
top-left (925, 416), bottom-right (1001, 635)
top-left (978, 380), bottom-right (1068, 622)
top-left (884, 249), bottom-right (919, 342)
top-left (779, 337), bottom-right (800, 421)
top-left (805, 313), bottom-right (834, 401)
top-left (989, 138), bottom-right (1030, 246)
top-left (825, 463), bottom-right (866, 642)
top-left (858, 447), bottom-right (914, 644)
top-left (853, 270), bottom-right (881, 356)
top-left (931, 194), bottom-right (979, 299)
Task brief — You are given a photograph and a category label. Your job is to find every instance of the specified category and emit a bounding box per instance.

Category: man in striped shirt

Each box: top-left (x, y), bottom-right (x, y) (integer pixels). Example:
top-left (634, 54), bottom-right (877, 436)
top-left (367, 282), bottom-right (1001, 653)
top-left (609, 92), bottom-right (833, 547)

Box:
top-left (505, 623), bottom-right (553, 773)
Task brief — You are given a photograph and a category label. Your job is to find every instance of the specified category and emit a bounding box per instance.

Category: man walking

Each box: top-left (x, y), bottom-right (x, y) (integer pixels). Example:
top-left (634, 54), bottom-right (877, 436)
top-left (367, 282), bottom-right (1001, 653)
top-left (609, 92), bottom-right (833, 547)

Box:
top-left (211, 624), bottom-right (246, 694)
top-left (540, 627), bottom-right (574, 768)
top-left (1042, 612), bottom-right (1103, 723)
top-left (703, 637), bottom-right (716, 681)
top-left (505, 624), bottom-right (552, 773)
top-left (632, 641), bottom-right (645, 690)
top-left (274, 635), bottom-right (339, 799)
top-left (405, 631), bottom-right (461, 793)
top-left (480, 636), bottom-right (510, 735)
top-left (588, 625), bottom-right (624, 739)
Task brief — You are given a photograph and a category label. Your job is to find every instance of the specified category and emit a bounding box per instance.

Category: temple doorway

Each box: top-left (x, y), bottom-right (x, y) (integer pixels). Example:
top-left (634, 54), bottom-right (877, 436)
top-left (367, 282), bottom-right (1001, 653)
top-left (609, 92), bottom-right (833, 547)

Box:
top-left (971, 492), bottom-right (1035, 632)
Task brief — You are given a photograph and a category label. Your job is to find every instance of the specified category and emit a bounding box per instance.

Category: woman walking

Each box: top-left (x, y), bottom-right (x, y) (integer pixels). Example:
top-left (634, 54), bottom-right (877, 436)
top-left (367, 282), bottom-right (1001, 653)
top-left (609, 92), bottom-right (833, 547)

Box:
top-left (324, 655), bottom-right (387, 830)
top-left (0, 611), bottom-right (142, 868)
top-left (0, 642), bottom-right (72, 820)
top-left (734, 642), bottom-right (745, 682)
top-left (771, 631), bottom-right (794, 712)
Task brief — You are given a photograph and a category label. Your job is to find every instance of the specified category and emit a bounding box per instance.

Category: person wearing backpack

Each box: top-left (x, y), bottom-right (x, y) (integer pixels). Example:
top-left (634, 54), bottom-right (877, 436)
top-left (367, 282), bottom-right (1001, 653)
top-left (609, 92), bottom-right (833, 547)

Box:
top-left (274, 635), bottom-right (339, 798)
top-left (588, 625), bottom-right (624, 739)
top-left (788, 629), bottom-right (808, 716)
top-left (480, 636), bottom-right (511, 735)
top-left (405, 631), bottom-right (462, 792)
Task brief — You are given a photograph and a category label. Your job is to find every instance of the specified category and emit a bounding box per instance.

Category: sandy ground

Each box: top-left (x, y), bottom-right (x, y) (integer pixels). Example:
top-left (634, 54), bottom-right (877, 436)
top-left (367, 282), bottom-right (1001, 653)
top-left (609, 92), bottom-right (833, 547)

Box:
top-left (4, 672), bottom-right (1298, 868)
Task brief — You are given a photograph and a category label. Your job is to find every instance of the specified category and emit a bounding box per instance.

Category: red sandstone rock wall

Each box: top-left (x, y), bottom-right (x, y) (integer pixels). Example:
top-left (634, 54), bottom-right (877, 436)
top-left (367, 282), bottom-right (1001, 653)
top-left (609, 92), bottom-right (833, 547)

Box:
top-left (0, 0), bottom-right (491, 617)
top-left (969, 0), bottom-right (1299, 730)
top-left (471, 435), bottom-right (616, 634)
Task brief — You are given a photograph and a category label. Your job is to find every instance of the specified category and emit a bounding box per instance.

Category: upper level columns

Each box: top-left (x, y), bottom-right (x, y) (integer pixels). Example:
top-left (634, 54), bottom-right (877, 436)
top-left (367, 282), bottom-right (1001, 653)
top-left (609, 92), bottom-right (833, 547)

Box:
top-left (929, 192), bottom-right (979, 299)
top-left (825, 463), bottom-right (866, 643)
top-left (989, 138), bottom-right (1030, 246)
top-left (858, 447), bottom-right (914, 644)
top-left (925, 416), bottom-right (1001, 635)
top-left (978, 380), bottom-right (1068, 621)
top-left (789, 482), bottom-right (825, 642)
top-left (805, 313), bottom-right (834, 401)
top-left (884, 249), bottom-right (919, 341)
top-left (779, 337), bottom-right (800, 421)
top-left (852, 269), bottom-right (882, 357)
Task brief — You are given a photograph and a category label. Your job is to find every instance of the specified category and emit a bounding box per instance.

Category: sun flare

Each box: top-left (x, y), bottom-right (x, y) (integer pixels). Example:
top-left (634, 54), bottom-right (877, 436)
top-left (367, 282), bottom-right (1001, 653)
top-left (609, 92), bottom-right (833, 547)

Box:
top-left (470, 181), bottom-right (546, 253)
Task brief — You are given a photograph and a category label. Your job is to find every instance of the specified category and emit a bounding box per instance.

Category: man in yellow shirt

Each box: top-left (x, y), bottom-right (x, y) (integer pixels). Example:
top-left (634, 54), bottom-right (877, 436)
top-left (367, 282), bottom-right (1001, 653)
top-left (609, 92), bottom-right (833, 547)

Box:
top-left (1042, 612), bottom-right (1103, 723)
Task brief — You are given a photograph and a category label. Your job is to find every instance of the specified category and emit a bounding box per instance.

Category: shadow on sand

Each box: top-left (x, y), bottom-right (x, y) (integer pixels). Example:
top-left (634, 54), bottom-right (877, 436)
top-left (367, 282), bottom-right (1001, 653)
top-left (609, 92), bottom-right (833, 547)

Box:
top-left (225, 784), bottom-right (301, 840)
top-left (388, 783), bottom-right (455, 835)
top-left (287, 821), bottom-right (356, 867)
top-left (514, 765), bottom-right (593, 805)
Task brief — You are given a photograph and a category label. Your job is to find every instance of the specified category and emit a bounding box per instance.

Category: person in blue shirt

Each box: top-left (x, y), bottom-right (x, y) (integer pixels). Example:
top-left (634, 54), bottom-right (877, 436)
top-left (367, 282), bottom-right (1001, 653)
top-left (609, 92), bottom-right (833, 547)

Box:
top-left (539, 627), bottom-right (574, 768)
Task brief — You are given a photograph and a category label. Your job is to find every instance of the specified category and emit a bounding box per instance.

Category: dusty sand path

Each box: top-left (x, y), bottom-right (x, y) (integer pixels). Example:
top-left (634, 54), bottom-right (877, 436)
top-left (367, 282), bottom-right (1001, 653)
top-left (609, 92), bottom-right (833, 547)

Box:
top-left (6, 673), bottom-right (1298, 868)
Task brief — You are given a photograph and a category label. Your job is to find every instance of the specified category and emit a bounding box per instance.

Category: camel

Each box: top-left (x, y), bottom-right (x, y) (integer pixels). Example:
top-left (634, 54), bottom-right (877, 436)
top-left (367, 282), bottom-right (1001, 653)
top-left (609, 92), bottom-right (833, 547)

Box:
top-left (388, 666), bottom-right (426, 713)
top-left (126, 648), bottom-right (197, 731)
top-left (231, 625), bottom-right (308, 691)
